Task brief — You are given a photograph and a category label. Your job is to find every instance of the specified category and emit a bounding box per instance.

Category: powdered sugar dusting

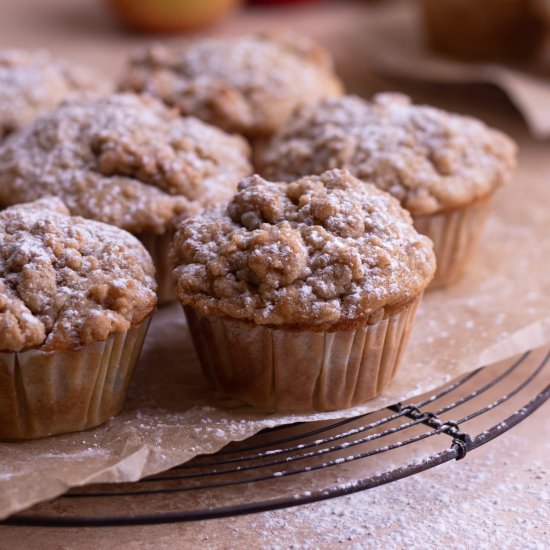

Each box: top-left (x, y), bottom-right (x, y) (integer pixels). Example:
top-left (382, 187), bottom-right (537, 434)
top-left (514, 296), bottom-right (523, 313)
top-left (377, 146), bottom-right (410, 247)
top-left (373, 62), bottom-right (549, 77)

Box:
top-left (120, 31), bottom-right (342, 136)
top-left (0, 48), bottom-right (112, 140)
top-left (0, 93), bottom-right (252, 233)
top-left (0, 197), bottom-right (156, 352)
top-left (172, 169), bottom-right (435, 326)
top-left (259, 93), bottom-right (517, 215)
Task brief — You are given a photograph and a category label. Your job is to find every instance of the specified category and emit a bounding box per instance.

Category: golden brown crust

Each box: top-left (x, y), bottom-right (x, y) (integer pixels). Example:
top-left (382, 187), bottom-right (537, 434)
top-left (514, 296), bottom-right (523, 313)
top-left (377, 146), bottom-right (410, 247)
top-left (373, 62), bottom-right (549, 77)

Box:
top-left (0, 49), bottom-right (112, 140)
top-left (0, 198), bottom-right (157, 353)
top-left (172, 169), bottom-right (435, 328)
top-left (119, 31), bottom-right (343, 137)
top-left (257, 93), bottom-right (517, 216)
top-left (0, 93), bottom-right (252, 233)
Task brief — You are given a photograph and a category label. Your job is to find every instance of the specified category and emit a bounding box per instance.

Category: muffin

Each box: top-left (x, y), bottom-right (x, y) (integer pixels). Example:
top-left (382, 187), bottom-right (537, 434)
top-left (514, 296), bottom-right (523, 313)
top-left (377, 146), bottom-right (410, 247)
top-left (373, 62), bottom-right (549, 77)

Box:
top-left (119, 31), bottom-right (343, 138)
top-left (0, 93), bottom-right (252, 303)
top-left (0, 198), bottom-right (157, 440)
top-left (171, 169), bottom-right (435, 412)
top-left (257, 93), bottom-right (517, 287)
top-left (0, 49), bottom-right (112, 141)
top-left (420, 0), bottom-right (547, 61)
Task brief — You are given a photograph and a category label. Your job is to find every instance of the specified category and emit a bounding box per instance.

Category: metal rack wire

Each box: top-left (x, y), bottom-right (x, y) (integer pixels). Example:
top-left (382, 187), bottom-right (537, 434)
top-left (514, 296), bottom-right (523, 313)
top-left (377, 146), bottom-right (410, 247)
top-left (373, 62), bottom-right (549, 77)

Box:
top-left (4, 345), bottom-right (549, 527)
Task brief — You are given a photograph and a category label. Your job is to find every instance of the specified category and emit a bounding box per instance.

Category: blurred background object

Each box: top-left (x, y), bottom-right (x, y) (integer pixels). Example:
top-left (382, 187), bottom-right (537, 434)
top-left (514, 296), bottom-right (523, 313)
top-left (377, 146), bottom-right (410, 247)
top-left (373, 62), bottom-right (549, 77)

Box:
top-left (105, 0), bottom-right (243, 33)
top-left (420, 0), bottom-right (548, 61)
top-left (537, 0), bottom-right (550, 23)
top-left (248, 0), bottom-right (323, 5)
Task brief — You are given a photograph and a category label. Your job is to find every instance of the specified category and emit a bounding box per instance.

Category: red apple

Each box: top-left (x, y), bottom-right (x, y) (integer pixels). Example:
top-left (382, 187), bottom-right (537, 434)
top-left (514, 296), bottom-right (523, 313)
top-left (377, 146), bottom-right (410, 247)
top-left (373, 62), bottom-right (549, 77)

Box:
top-left (106, 0), bottom-right (242, 33)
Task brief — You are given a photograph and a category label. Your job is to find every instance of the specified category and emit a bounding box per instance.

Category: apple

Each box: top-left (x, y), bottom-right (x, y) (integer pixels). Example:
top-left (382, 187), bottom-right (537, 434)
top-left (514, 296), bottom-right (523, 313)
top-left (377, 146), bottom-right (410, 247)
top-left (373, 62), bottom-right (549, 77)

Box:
top-left (106, 0), bottom-right (243, 33)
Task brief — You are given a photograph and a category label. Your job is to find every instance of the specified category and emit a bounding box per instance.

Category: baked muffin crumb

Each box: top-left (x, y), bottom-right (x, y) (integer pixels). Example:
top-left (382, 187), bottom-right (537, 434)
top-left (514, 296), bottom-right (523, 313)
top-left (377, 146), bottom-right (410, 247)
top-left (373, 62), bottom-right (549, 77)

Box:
top-left (0, 198), bottom-right (157, 352)
top-left (0, 49), bottom-right (111, 140)
top-left (172, 169), bottom-right (435, 328)
top-left (0, 93), bottom-right (252, 233)
top-left (258, 94), bottom-right (517, 215)
top-left (120, 31), bottom-right (343, 137)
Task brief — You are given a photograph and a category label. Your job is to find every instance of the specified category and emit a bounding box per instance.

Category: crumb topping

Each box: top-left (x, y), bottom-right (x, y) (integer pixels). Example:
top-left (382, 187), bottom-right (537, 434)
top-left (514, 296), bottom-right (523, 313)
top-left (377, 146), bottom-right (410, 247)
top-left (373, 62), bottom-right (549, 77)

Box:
top-left (0, 198), bottom-right (157, 352)
top-left (171, 170), bottom-right (435, 327)
top-left (0, 49), bottom-right (112, 140)
top-left (0, 93), bottom-right (252, 234)
top-left (258, 94), bottom-right (517, 215)
top-left (119, 31), bottom-right (343, 137)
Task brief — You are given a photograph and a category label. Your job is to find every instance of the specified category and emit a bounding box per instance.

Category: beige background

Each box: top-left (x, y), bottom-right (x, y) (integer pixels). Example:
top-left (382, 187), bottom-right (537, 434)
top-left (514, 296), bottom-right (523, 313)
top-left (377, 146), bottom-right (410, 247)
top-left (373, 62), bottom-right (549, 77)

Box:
top-left (0, 0), bottom-right (549, 548)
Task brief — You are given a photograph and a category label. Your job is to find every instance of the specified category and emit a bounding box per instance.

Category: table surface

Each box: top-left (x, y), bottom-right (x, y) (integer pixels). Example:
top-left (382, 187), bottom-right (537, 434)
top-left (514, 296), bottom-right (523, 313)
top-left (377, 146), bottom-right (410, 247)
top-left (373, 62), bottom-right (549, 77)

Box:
top-left (0, 1), bottom-right (548, 548)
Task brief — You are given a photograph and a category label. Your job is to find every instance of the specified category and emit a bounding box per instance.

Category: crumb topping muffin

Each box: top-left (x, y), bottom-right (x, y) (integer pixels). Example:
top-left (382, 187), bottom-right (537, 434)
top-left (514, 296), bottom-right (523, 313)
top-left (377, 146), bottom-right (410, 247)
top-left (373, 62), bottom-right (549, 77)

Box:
top-left (0, 49), bottom-right (112, 140)
top-left (120, 32), bottom-right (343, 137)
top-left (0, 93), bottom-right (252, 234)
top-left (0, 197), bottom-right (157, 353)
top-left (258, 93), bottom-right (517, 216)
top-left (172, 169), bottom-right (435, 329)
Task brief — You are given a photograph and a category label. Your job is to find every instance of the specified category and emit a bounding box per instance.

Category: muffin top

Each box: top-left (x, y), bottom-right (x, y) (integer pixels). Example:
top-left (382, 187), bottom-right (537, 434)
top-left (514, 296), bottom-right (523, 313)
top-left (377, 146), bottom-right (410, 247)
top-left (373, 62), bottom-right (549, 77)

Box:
top-left (0, 49), bottom-right (112, 141)
top-left (172, 169), bottom-right (435, 329)
top-left (119, 32), bottom-right (343, 137)
top-left (258, 94), bottom-right (517, 216)
top-left (0, 198), bottom-right (157, 353)
top-left (0, 93), bottom-right (252, 234)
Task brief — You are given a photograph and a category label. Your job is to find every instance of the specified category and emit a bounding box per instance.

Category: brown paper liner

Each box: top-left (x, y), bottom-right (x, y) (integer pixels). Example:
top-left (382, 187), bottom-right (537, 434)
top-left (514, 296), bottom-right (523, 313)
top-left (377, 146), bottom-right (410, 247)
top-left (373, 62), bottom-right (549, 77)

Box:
top-left (138, 231), bottom-right (175, 305)
top-left (413, 196), bottom-right (492, 289)
top-left (0, 319), bottom-right (151, 441)
top-left (184, 297), bottom-right (421, 412)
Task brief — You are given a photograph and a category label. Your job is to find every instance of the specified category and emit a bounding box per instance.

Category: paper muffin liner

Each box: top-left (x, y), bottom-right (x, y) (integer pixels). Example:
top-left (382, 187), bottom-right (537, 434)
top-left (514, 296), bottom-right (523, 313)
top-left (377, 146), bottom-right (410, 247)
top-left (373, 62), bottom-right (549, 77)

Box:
top-left (413, 196), bottom-right (492, 289)
top-left (184, 297), bottom-right (421, 412)
top-left (138, 231), bottom-right (175, 305)
top-left (0, 319), bottom-right (151, 441)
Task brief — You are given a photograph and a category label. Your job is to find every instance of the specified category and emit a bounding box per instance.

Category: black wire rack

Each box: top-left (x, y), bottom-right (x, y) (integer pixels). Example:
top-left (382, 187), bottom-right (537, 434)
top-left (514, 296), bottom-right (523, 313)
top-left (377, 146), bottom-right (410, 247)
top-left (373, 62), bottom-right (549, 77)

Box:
top-left (4, 345), bottom-right (549, 528)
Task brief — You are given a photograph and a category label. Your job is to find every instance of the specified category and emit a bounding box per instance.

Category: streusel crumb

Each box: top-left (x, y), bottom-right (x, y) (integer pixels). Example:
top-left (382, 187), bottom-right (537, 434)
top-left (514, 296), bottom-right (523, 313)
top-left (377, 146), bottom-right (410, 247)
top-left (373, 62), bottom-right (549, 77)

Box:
top-left (120, 31), bottom-right (343, 137)
top-left (0, 93), bottom-right (252, 233)
top-left (172, 169), bottom-right (435, 328)
top-left (0, 198), bottom-right (157, 352)
top-left (258, 93), bottom-right (517, 215)
top-left (0, 49), bottom-right (112, 140)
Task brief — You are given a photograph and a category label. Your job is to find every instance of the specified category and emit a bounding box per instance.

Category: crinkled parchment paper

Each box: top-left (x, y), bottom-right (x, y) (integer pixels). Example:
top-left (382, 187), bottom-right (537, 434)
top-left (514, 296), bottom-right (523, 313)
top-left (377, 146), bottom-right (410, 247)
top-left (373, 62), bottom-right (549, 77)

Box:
top-left (361, 2), bottom-right (550, 139)
top-left (1, 134), bottom-right (549, 520)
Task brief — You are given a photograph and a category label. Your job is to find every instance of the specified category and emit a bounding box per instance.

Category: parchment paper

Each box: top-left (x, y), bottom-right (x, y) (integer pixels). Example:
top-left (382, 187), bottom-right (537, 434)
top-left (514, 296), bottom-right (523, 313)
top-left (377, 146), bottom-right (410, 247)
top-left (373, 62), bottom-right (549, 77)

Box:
top-left (0, 134), bottom-right (549, 520)
top-left (361, 2), bottom-right (550, 139)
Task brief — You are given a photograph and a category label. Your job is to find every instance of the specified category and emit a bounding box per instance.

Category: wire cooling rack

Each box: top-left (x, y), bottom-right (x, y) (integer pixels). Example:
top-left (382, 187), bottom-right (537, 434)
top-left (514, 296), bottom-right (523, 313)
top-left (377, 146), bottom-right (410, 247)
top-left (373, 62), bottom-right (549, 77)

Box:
top-left (4, 345), bottom-right (549, 527)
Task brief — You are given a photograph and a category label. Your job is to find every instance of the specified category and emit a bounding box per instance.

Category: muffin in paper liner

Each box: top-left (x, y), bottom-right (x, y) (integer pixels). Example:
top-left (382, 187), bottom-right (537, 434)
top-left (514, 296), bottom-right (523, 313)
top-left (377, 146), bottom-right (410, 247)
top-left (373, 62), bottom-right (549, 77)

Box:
top-left (256, 94), bottom-right (517, 289)
top-left (0, 318), bottom-right (151, 441)
top-left (172, 171), bottom-right (436, 412)
top-left (412, 196), bottom-right (492, 289)
top-left (0, 197), bottom-right (158, 440)
top-left (184, 298), bottom-right (420, 412)
top-left (139, 231), bottom-right (176, 305)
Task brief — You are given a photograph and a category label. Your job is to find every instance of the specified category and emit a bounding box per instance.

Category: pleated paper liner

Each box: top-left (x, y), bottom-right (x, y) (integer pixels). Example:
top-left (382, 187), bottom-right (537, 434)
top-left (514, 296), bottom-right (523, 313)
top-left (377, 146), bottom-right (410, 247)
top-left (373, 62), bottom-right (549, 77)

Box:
top-left (184, 296), bottom-right (421, 412)
top-left (413, 195), bottom-right (492, 289)
top-left (139, 231), bottom-right (176, 305)
top-left (0, 318), bottom-right (151, 441)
